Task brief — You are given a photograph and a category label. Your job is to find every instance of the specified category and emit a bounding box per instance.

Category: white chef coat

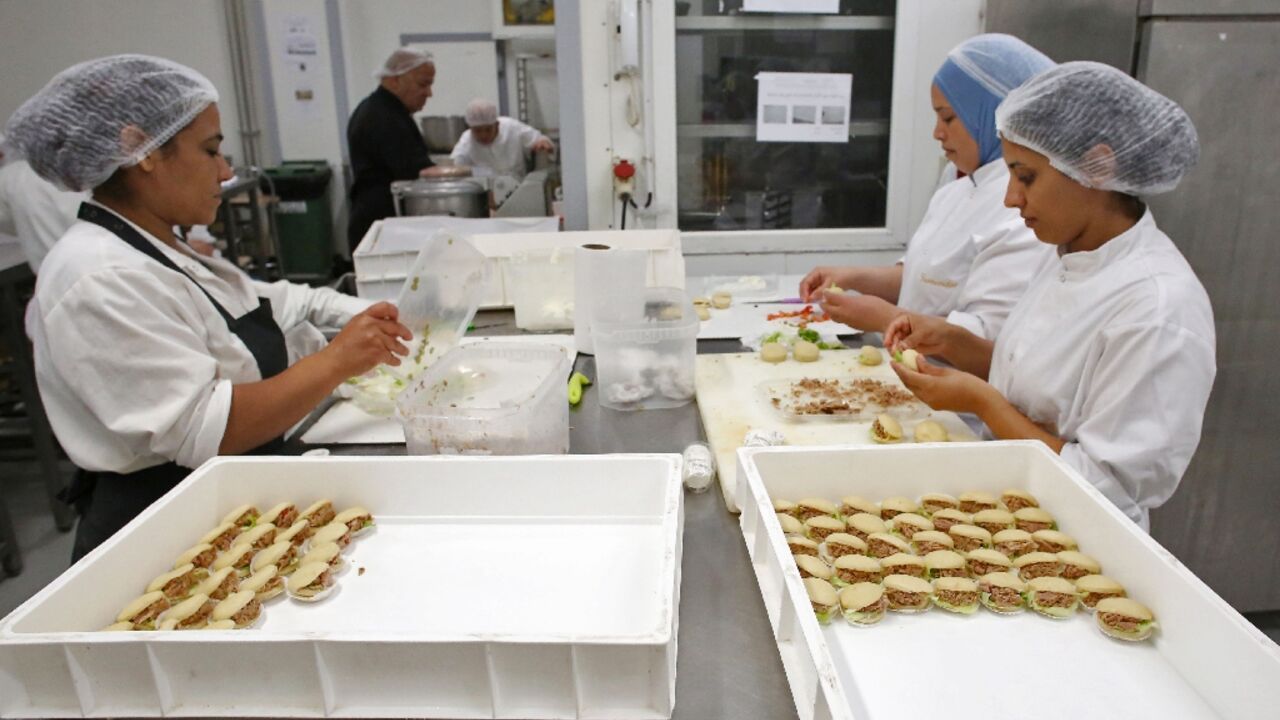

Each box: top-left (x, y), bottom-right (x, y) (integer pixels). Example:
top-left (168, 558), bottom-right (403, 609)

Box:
top-left (0, 160), bottom-right (87, 271)
top-left (897, 158), bottom-right (1052, 340)
top-left (450, 117), bottom-right (548, 180)
top-left (989, 210), bottom-right (1216, 529)
top-left (27, 203), bottom-right (371, 474)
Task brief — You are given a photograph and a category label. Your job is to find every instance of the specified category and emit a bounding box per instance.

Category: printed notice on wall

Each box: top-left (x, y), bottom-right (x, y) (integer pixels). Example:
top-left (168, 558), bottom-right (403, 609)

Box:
top-left (755, 72), bottom-right (852, 143)
top-left (743, 0), bottom-right (839, 13)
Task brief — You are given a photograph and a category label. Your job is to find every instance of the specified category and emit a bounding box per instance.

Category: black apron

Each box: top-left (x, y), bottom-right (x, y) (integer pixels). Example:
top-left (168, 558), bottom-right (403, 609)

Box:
top-left (66, 203), bottom-right (289, 561)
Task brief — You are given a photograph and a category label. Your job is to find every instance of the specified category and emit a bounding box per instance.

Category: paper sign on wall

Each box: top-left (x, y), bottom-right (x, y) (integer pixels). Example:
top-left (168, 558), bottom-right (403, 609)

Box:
top-left (755, 72), bottom-right (852, 143)
top-left (743, 0), bottom-right (839, 13)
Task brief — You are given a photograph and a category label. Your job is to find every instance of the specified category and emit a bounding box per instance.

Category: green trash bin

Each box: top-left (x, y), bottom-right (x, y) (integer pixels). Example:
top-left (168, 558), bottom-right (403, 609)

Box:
top-left (262, 160), bottom-right (333, 280)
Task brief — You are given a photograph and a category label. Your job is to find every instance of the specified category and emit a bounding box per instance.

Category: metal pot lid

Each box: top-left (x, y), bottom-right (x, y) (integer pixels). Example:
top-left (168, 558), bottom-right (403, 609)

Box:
top-left (392, 178), bottom-right (486, 196)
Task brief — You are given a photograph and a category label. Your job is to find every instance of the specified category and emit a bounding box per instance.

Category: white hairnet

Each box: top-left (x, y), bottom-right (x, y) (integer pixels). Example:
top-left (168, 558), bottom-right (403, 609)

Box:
top-left (464, 99), bottom-right (499, 127)
top-left (4, 54), bottom-right (218, 192)
top-left (375, 48), bottom-right (434, 79)
top-left (996, 61), bottom-right (1199, 195)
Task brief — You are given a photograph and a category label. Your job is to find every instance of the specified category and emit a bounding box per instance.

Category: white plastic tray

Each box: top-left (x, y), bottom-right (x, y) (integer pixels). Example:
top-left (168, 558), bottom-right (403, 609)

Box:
top-left (0, 455), bottom-right (683, 718)
top-left (735, 442), bottom-right (1280, 720)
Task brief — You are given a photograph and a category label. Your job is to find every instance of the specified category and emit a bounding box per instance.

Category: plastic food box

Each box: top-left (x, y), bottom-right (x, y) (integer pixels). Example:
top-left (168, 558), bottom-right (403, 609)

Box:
top-left (395, 342), bottom-right (571, 455)
top-left (592, 288), bottom-right (699, 411)
top-left (0, 454), bottom-right (684, 718)
top-left (507, 248), bottom-right (575, 331)
top-left (734, 442), bottom-right (1280, 720)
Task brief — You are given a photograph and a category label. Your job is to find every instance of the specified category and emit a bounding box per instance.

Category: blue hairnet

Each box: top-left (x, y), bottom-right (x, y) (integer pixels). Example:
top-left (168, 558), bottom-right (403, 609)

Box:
top-left (933, 34), bottom-right (1055, 166)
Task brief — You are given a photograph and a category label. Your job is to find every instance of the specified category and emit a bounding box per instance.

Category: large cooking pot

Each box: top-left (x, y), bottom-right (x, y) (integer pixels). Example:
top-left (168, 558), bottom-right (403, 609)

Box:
top-left (391, 178), bottom-right (489, 218)
top-left (420, 115), bottom-right (468, 153)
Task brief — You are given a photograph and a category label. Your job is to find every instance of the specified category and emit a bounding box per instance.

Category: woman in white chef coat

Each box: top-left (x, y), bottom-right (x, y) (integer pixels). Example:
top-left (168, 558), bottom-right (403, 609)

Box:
top-left (800, 35), bottom-right (1054, 339)
top-left (5, 55), bottom-right (412, 559)
top-left (885, 62), bottom-right (1214, 530)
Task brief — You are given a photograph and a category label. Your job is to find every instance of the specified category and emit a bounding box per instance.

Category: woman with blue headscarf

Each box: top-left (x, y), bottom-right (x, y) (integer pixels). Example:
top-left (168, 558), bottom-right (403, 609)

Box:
top-left (800, 34), bottom-right (1054, 339)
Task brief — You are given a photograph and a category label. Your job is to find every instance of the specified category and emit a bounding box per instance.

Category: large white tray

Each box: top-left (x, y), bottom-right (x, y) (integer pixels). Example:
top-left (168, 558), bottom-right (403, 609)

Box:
top-left (735, 442), bottom-right (1280, 720)
top-left (0, 455), bottom-right (683, 719)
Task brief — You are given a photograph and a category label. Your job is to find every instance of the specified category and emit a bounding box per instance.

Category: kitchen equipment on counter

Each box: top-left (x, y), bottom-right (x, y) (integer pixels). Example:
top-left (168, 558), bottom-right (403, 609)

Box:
top-left (419, 115), bottom-right (467, 153)
top-left (391, 178), bottom-right (488, 218)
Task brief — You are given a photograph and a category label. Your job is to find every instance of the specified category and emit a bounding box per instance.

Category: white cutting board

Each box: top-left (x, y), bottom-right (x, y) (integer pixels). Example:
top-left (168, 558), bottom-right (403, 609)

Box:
top-left (695, 349), bottom-right (977, 512)
top-left (300, 335), bottom-right (577, 445)
top-left (697, 302), bottom-right (860, 341)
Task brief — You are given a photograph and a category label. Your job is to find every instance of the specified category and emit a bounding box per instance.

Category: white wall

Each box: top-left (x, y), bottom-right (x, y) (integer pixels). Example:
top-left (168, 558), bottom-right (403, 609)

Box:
top-left (0, 0), bottom-right (245, 164)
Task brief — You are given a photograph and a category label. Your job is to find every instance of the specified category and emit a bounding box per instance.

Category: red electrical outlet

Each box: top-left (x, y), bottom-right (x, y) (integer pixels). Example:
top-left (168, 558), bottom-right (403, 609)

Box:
top-left (613, 158), bottom-right (636, 195)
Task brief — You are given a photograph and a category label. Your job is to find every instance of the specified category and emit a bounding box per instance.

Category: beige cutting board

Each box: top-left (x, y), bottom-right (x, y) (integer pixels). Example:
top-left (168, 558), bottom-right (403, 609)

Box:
top-left (695, 348), bottom-right (977, 512)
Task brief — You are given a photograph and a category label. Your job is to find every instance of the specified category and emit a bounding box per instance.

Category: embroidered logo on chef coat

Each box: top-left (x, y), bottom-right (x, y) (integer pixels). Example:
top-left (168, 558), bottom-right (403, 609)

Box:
top-left (919, 273), bottom-right (959, 289)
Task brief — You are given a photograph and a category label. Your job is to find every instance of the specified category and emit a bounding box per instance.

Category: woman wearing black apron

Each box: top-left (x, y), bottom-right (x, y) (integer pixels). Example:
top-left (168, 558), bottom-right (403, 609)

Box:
top-left (5, 55), bottom-right (412, 561)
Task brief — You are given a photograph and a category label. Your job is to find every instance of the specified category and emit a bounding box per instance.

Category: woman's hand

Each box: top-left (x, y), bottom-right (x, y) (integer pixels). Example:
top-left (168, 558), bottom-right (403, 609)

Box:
top-left (883, 312), bottom-right (956, 356)
top-left (818, 292), bottom-right (897, 333)
top-left (799, 266), bottom-right (857, 302)
top-left (890, 356), bottom-right (994, 415)
top-left (322, 302), bottom-right (412, 379)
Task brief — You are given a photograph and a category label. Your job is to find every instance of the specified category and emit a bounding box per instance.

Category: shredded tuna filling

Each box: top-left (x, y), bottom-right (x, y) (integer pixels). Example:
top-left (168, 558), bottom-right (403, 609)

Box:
top-left (996, 541), bottom-right (1035, 557)
top-left (969, 561), bottom-right (1006, 576)
top-left (790, 543), bottom-right (819, 557)
top-left (886, 590), bottom-right (926, 608)
top-left (986, 587), bottom-right (1023, 606)
top-left (880, 509), bottom-right (903, 520)
top-left (276, 509), bottom-right (299, 527)
top-left (179, 602), bottom-right (215, 628)
top-left (810, 600), bottom-right (832, 615)
top-left (827, 544), bottom-right (860, 558)
top-left (847, 529), bottom-right (870, 542)
top-left (936, 590), bottom-right (978, 607)
top-left (275, 547), bottom-right (298, 569)
top-left (932, 518), bottom-right (959, 532)
top-left (344, 516), bottom-right (371, 533)
top-left (838, 569), bottom-right (881, 584)
top-left (162, 574), bottom-right (197, 599)
top-left (886, 565), bottom-right (924, 579)
top-left (1004, 498), bottom-right (1034, 512)
top-left (304, 570), bottom-right (333, 593)
top-left (192, 549), bottom-right (217, 568)
top-left (251, 531), bottom-right (276, 550)
top-left (210, 575), bottom-right (238, 600)
top-left (232, 598), bottom-right (262, 625)
top-left (915, 542), bottom-right (948, 555)
top-left (132, 600), bottom-right (169, 626)
top-left (1035, 592), bottom-right (1075, 609)
top-left (857, 597), bottom-right (888, 614)
top-left (1098, 612), bottom-right (1142, 633)
top-left (1017, 521), bottom-right (1052, 534)
top-left (1082, 591), bottom-right (1121, 608)
top-left (960, 502), bottom-right (996, 514)
top-left (810, 527), bottom-right (836, 541)
top-left (1020, 563), bottom-right (1059, 579)
top-left (231, 511), bottom-right (257, 526)
top-left (897, 525), bottom-right (923, 540)
top-left (307, 509), bottom-right (336, 528)
top-left (1061, 565), bottom-right (1090, 581)
top-left (922, 501), bottom-right (955, 514)
top-left (796, 508), bottom-right (826, 521)
top-left (931, 568), bottom-right (967, 579)
top-left (954, 538), bottom-right (985, 552)
top-left (976, 522), bottom-right (1009, 535)
top-left (868, 541), bottom-right (899, 558)
top-left (1036, 541), bottom-right (1068, 553)
top-left (211, 529), bottom-right (241, 551)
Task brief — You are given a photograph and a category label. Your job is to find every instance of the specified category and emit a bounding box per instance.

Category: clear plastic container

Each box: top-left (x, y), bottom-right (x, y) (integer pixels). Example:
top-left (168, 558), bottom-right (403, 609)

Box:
top-left (592, 287), bottom-right (699, 411)
top-left (395, 342), bottom-right (571, 455)
top-left (507, 248), bottom-right (575, 330)
top-left (395, 229), bottom-right (489, 369)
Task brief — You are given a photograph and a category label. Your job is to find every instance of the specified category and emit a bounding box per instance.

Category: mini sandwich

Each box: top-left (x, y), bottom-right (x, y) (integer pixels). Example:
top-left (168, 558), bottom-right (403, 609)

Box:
top-left (158, 593), bottom-right (215, 630)
top-left (787, 535), bottom-right (821, 558)
top-left (913, 420), bottom-right (949, 443)
top-left (840, 496), bottom-right (879, 518)
top-left (932, 576), bottom-right (981, 614)
top-left (910, 530), bottom-right (954, 555)
top-left (300, 499), bottom-right (336, 528)
top-left (1075, 574), bottom-right (1127, 610)
top-left (241, 565), bottom-right (285, 602)
top-left (101, 621), bottom-right (134, 632)
top-left (821, 533), bottom-right (867, 560)
top-left (930, 508), bottom-right (972, 533)
top-left (870, 414), bottom-right (903, 444)
top-left (259, 502), bottom-right (299, 529)
top-left (992, 529), bottom-right (1037, 558)
top-left (287, 561), bottom-right (336, 602)
top-left (1014, 507), bottom-right (1056, 534)
top-left (972, 508), bottom-right (1015, 535)
top-left (311, 521), bottom-right (355, 550)
top-left (803, 577), bottom-right (840, 625)
top-left (866, 532), bottom-right (912, 559)
top-left (174, 542), bottom-right (218, 570)
top-left (883, 574), bottom-right (932, 613)
top-left (773, 499), bottom-right (799, 517)
top-left (833, 554), bottom-right (882, 586)
top-left (146, 563), bottom-right (207, 601)
top-left (919, 493), bottom-right (959, 516)
top-left (958, 491), bottom-right (999, 515)
top-left (1057, 551), bottom-right (1101, 581)
top-left (889, 512), bottom-right (933, 540)
top-left (1095, 598), bottom-right (1156, 641)
top-left (879, 496), bottom-right (918, 520)
top-left (193, 566), bottom-right (239, 602)
top-left (1027, 576), bottom-right (1079, 618)
top-left (232, 523), bottom-right (277, 552)
top-left (979, 572), bottom-right (1028, 614)
top-left (204, 619), bottom-right (237, 630)
top-left (275, 519), bottom-right (314, 548)
top-left (795, 554), bottom-right (834, 583)
top-left (334, 506), bottom-right (375, 537)
top-left (220, 504), bottom-right (260, 528)
top-left (880, 552), bottom-right (926, 579)
top-left (966, 548), bottom-right (1013, 577)
top-left (795, 498), bottom-right (840, 522)
top-left (845, 513), bottom-right (887, 542)
top-left (1014, 551), bottom-right (1063, 580)
top-left (300, 541), bottom-right (344, 572)
top-left (1000, 488), bottom-right (1039, 512)
top-left (115, 591), bottom-right (170, 631)
top-left (212, 543), bottom-right (257, 578)
top-left (839, 582), bottom-right (887, 626)
top-left (777, 513), bottom-right (806, 536)
top-left (948, 524), bottom-right (992, 552)
top-left (857, 345), bottom-right (882, 366)
top-left (252, 540), bottom-right (300, 576)
top-left (804, 515), bottom-right (845, 542)
top-left (211, 590), bottom-right (262, 629)
top-left (1032, 529), bottom-right (1077, 554)
top-left (924, 550), bottom-right (968, 580)
top-left (199, 522), bottom-right (243, 552)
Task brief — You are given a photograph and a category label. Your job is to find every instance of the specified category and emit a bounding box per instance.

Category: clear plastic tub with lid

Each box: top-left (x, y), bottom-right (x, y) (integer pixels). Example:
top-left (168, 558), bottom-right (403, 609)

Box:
top-left (395, 342), bottom-right (571, 455)
top-left (592, 287), bottom-right (699, 411)
top-left (507, 247), bottom-right (575, 330)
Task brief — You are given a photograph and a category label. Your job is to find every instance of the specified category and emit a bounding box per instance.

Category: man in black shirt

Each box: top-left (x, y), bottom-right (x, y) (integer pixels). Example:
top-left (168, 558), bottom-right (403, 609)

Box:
top-left (346, 48), bottom-right (436, 251)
